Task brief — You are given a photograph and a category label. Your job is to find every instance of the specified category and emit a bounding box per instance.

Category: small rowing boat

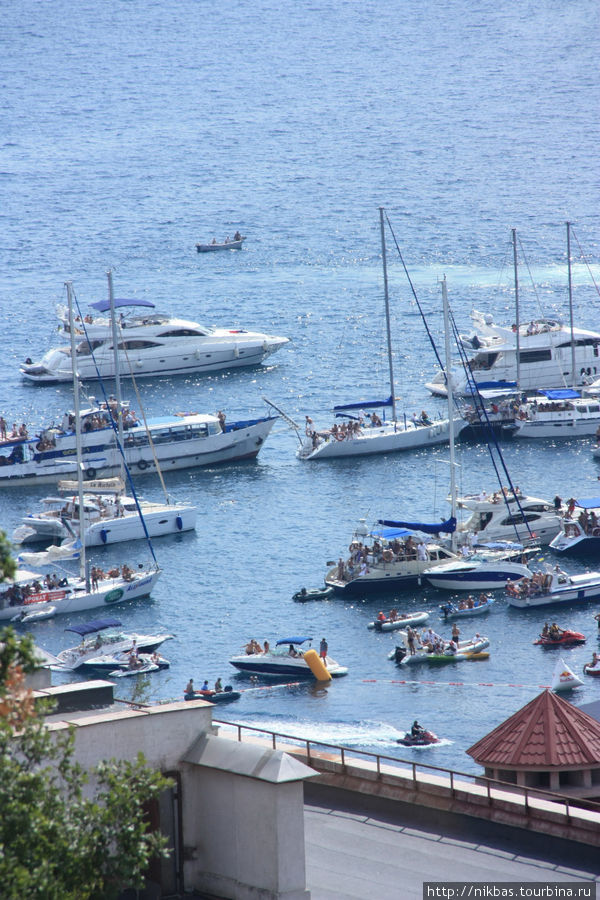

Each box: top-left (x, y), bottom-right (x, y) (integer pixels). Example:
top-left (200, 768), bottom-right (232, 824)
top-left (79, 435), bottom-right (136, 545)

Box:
top-left (196, 237), bottom-right (245, 252)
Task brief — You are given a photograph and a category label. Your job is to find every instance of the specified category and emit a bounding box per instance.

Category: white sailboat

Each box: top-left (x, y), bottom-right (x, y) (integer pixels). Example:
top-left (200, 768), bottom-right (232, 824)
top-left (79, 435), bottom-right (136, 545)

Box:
top-left (2, 281), bottom-right (161, 623)
top-left (297, 208), bottom-right (465, 460)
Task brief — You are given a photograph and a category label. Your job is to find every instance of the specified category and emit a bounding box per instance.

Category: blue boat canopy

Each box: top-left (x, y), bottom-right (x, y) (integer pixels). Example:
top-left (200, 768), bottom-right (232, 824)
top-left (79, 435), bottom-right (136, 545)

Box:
top-left (89, 298), bottom-right (156, 313)
top-left (575, 498), bottom-right (600, 510)
top-left (275, 636), bottom-right (313, 646)
top-left (65, 617), bottom-right (122, 636)
top-left (369, 526), bottom-right (414, 540)
top-left (377, 516), bottom-right (457, 535)
top-left (333, 395), bottom-right (394, 412)
top-left (536, 389), bottom-right (580, 400)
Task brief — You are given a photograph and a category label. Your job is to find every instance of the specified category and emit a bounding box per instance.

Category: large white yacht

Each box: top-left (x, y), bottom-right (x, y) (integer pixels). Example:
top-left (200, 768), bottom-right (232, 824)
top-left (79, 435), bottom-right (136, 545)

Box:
top-left (453, 489), bottom-right (562, 546)
top-left (0, 400), bottom-right (277, 485)
top-left (20, 299), bottom-right (289, 383)
top-left (14, 477), bottom-right (197, 547)
top-left (508, 391), bottom-right (600, 439)
top-left (425, 309), bottom-right (600, 397)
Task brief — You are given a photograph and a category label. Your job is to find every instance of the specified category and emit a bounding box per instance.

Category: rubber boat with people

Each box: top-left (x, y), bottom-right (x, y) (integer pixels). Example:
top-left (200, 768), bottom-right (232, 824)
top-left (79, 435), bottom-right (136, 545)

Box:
top-left (506, 567), bottom-right (600, 608)
top-left (439, 595), bottom-right (494, 618)
top-left (185, 686), bottom-right (241, 703)
top-left (292, 585), bottom-right (334, 602)
top-left (367, 610), bottom-right (429, 632)
top-left (389, 633), bottom-right (490, 665)
top-left (0, 399), bottom-right (277, 486)
top-left (229, 637), bottom-right (348, 679)
top-left (397, 729), bottom-right (441, 747)
top-left (21, 298), bottom-right (288, 383)
top-left (533, 627), bottom-right (586, 646)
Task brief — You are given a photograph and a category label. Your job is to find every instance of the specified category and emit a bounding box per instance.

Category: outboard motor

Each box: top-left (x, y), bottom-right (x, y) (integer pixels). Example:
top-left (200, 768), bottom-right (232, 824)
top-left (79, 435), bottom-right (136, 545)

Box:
top-left (394, 646), bottom-right (407, 664)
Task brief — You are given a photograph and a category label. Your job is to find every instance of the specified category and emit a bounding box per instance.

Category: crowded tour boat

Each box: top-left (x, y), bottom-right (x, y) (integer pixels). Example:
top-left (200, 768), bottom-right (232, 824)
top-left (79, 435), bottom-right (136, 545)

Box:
top-left (505, 566), bottom-right (600, 608)
top-left (507, 391), bottom-right (600, 439)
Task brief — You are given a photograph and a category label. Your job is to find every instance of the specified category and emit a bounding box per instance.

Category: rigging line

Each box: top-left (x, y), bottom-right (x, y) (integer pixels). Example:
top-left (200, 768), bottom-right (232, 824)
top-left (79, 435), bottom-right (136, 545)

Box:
top-left (382, 210), bottom-right (446, 375)
top-left (516, 232), bottom-right (568, 391)
top-left (448, 309), bottom-right (535, 543)
top-left (571, 226), bottom-right (600, 300)
top-left (72, 292), bottom-right (159, 566)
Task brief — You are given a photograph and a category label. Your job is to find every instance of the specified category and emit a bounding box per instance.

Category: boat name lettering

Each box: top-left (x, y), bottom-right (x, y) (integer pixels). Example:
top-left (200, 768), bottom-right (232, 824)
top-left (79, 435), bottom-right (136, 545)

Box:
top-left (24, 590), bottom-right (67, 605)
top-left (127, 577), bottom-right (152, 592)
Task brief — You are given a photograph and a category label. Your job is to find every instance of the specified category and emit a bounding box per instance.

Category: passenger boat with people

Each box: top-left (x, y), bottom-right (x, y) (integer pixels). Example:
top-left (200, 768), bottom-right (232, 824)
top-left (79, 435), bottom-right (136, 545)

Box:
top-left (185, 686), bottom-right (242, 703)
top-left (229, 637), bottom-right (348, 679)
top-left (507, 390), bottom-right (600, 439)
top-left (549, 498), bottom-right (600, 556)
top-left (0, 401), bottom-right (277, 485)
top-left (506, 567), bottom-right (600, 608)
top-left (21, 297), bottom-right (288, 383)
top-left (425, 308), bottom-right (600, 398)
top-left (297, 210), bottom-right (464, 460)
top-left (389, 633), bottom-right (490, 665)
top-left (14, 477), bottom-right (197, 546)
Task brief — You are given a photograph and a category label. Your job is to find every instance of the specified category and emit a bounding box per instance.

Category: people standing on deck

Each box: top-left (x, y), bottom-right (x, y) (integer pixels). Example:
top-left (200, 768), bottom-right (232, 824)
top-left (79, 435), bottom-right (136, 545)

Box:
top-left (217, 410), bottom-right (226, 432)
top-left (0, 418), bottom-right (6, 440)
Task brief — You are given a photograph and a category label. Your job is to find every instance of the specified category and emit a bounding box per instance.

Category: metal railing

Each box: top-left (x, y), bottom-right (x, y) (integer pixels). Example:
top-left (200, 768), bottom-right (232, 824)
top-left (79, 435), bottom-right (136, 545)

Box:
top-left (214, 719), bottom-right (600, 823)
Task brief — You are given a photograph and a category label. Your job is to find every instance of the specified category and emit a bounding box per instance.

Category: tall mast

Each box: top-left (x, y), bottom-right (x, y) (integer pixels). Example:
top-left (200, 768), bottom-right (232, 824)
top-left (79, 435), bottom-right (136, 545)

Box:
top-left (107, 270), bottom-right (125, 472)
top-left (66, 281), bottom-right (87, 583)
top-left (511, 228), bottom-right (520, 390)
top-left (379, 207), bottom-right (397, 422)
top-left (442, 275), bottom-right (457, 551)
top-left (566, 221), bottom-right (576, 387)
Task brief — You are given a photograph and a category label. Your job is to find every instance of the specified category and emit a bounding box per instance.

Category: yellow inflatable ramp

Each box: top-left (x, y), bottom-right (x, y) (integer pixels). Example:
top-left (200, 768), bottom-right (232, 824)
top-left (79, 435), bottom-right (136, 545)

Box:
top-left (303, 648), bottom-right (332, 682)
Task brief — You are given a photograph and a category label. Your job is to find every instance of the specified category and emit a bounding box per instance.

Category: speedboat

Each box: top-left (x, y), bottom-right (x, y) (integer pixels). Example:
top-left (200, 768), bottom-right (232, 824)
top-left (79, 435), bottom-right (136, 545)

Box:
top-left (324, 519), bottom-right (462, 593)
top-left (53, 618), bottom-right (172, 670)
top-left (229, 637), bottom-right (348, 679)
top-left (82, 650), bottom-right (171, 671)
top-left (452, 489), bottom-right (562, 546)
top-left (0, 400), bottom-right (277, 485)
top-left (506, 568), bottom-right (600, 608)
top-left (21, 298), bottom-right (289, 383)
top-left (425, 309), bottom-right (600, 397)
top-left (508, 391), bottom-right (600, 439)
top-left (549, 499), bottom-right (600, 556)
top-left (2, 564), bottom-right (160, 623)
top-left (14, 477), bottom-right (197, 547)
top-left (367, 610), bottom-right (429, 632)
top-left (423, 553), bottom-right (533, 591)
top-left (397, 730), bottom-right (440, 747)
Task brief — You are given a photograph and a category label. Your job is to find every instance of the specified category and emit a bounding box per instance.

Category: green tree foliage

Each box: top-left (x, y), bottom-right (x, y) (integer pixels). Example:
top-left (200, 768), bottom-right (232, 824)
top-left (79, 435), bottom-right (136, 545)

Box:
top-left (0, 626), bottom-right (172, 900)
top-left (0, 528), bottom-right (16, 583)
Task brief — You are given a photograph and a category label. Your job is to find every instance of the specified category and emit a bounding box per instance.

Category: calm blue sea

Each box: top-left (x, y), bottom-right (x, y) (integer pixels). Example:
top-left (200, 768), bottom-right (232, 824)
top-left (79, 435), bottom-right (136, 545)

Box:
top-left (3, 0), bottom-right (600, 773)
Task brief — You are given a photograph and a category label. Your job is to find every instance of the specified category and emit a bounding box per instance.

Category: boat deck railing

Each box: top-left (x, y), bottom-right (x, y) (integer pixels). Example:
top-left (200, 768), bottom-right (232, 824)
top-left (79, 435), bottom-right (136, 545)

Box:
top-left (214, 719), bottom-right (600, 821)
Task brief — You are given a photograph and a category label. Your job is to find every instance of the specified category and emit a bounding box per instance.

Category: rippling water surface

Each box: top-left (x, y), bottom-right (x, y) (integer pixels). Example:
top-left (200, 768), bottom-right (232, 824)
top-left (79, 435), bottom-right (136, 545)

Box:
top-left (3, 0), bottom-right (600, 773)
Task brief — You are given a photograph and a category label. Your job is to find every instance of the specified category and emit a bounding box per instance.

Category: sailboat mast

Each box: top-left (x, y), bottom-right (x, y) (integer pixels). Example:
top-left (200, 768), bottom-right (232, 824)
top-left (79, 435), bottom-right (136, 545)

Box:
top-left (107, 270), bottom-right (126, 464)
top-left (379, 207), bottom-right (397, 422)
top-left (511, 228), bottom-right (521, 390)
top-left (66, 281), bottom-right (87, 583)
top-left (442, 276), bottom-right (457, 551)
top-left (566, 221), bottom-right (576, 388)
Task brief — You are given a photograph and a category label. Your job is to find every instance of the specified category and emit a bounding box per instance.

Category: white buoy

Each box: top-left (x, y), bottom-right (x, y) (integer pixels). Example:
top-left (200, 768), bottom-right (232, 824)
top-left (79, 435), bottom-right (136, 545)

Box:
top-left (551, 657), bottom-right (583, 692)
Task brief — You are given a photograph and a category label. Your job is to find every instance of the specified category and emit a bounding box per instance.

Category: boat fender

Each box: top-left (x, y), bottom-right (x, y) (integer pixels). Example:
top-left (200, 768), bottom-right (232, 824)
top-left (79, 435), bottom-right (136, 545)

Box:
top-left (137, 459), bottom-right (149, 470)
top-left (86, 467), bottom-right (97, 479)
top-left (100, 529), bottom-right (108, 544)
top-left (176, 516), bottom-right (183, 530)
top-left (303, 648), bottom-right (331, 682)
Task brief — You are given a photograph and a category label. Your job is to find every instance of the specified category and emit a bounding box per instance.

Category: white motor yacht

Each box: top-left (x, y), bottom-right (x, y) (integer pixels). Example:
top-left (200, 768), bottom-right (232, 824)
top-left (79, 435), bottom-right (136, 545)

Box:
top-left (425, 309), bottom-right (600, 398)
top-left (53, 617), bottom-right (173, 670)
top-left (21, 298), bottom-right (289, 383)
top-left (14, 477), bottom-right (197, 547)
top-left (453, 489), bottom-right (562, 546)
top-left (0, 400), bottom-right (277, 485)
top-left (506, 567), bottom-right (600, 608)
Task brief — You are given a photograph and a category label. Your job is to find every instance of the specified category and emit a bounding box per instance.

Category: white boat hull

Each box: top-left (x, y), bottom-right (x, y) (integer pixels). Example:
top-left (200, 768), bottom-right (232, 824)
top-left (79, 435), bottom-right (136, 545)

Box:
top-left (506, 572), bottom-right (600, 608)
top-left (2, 568), bottom-right (161, 622)
top-left (298, 418), bottom-right (465, 460)
top-left (229, 653), bottom-right (347, 679)
top-left (424, 560), bottom-right (532, 591)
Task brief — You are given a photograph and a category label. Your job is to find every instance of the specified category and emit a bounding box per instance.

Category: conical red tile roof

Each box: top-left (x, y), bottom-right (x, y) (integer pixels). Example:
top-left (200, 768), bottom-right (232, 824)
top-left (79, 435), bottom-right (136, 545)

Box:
top-left (467, 689), bottom-right (600, 769)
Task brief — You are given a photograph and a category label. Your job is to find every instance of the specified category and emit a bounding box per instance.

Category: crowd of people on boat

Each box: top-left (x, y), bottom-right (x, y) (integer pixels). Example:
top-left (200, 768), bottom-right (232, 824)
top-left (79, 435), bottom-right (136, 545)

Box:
top-left (506, 568), bottom-right (565, 598)
top-left (335, 535), bottom-right (430, 582)
top-left (562, 505), bottom-right (600, 537)
top-left (440, 593), bottom-right (490, 616)
top-left (90, 563), bottom-right (135, 590)
top-left (209, 231), bottom-right (243, 245)
top-left (184, 676), bottom-right (226, 698)
top-left (0, 418), bottom-right (28, 443)
top-left (0, 572), bottom-right (70, 608)
top-left (244, 639), bottom-right (270, 655)
top-left (304, 408), bottom-right (442, 449)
